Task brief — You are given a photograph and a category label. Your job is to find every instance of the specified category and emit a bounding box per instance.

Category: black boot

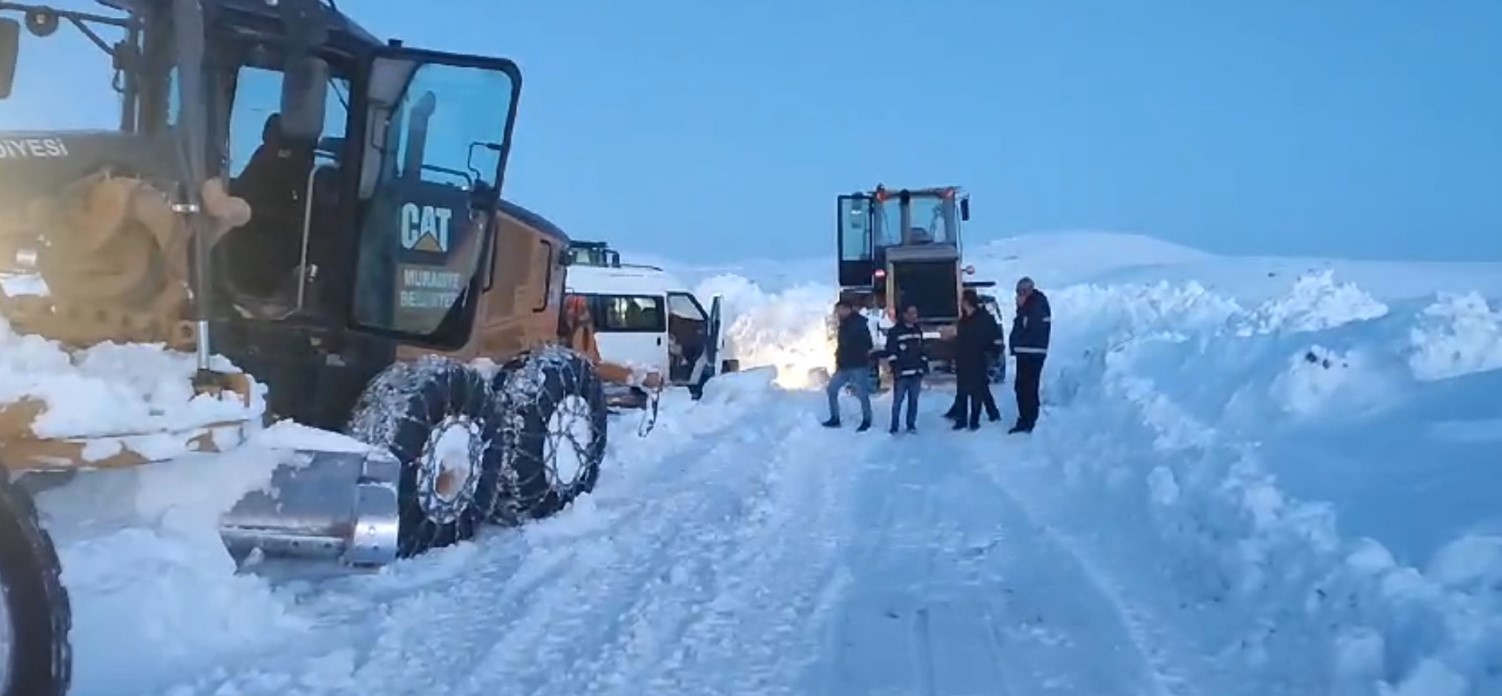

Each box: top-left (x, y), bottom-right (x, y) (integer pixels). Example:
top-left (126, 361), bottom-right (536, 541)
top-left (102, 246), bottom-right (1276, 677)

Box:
top-left (821, 417), bottom-right (840, 428)
top-left (856, 420), bottom-right (871, 432)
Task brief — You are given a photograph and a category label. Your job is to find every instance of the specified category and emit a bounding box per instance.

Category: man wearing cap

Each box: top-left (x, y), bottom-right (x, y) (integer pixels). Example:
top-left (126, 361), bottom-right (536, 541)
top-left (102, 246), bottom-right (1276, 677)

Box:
top-left (1008, 277), bottom-right (1051, 433)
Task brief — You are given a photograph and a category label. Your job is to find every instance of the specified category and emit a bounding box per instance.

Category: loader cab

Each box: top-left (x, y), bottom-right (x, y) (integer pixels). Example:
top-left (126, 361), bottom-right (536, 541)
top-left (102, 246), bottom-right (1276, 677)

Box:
top-left (836, 185), bottom-right (970, 322)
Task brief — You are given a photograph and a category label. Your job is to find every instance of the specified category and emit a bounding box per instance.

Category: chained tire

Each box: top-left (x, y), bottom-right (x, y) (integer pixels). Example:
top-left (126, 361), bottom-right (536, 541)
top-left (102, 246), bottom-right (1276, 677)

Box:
top-left (346, 356), bottom-right (503, 559)
top-left (0, 475), bottom-right (71, 696)
top-left (490, 347), bottom-right (608, 525)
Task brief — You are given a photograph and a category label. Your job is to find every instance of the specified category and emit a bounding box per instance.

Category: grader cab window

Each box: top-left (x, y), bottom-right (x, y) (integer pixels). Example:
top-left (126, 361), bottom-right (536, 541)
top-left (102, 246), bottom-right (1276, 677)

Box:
top-left (226, 67), bottom-right (349, 177)
top-left (216, 62), bottom-right (351, 305)
top-left (350, 56), bottom-right (519, 346)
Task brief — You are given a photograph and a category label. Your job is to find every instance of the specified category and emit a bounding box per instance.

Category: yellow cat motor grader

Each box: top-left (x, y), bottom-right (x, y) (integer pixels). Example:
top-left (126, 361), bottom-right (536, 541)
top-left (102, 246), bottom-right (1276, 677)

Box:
top-left (830, 184), bottom-right (1005, 388)
top-left (0, 2), bottom-right (610, 694)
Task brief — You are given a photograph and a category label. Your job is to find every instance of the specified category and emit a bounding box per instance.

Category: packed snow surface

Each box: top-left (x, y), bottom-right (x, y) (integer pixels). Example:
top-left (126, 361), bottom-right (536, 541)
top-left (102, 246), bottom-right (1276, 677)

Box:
top-left (11, 231), bottom-right (1502, 695)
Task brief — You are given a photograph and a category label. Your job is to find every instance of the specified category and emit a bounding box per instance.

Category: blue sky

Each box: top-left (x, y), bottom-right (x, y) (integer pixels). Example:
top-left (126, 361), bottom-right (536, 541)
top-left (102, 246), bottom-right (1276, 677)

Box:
top-left (4, 0), bottom-right (1500, 264)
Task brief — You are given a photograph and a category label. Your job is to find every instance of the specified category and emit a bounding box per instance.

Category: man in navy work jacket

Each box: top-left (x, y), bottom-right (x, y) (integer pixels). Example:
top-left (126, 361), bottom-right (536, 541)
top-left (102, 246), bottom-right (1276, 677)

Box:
top-left (877, 304), bottom-right (927, 434)
top-left (1008, 276), bottom-right (1051, 433)
top-left (822, 299), bottom-right (874, 431)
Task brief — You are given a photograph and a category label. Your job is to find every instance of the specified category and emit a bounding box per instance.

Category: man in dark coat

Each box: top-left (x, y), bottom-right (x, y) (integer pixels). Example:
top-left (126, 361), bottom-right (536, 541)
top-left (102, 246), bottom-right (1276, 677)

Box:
top-left (950, 292), bottom-right (1002, 430)
top-left (876, 304), bottom-right (927, 434)
top-left (822, 300), bottom-right (874, 431)
top-left (1008, 276), bottom-right (1051, 433)
top-left (946, 290), bottom-right (1002, 425)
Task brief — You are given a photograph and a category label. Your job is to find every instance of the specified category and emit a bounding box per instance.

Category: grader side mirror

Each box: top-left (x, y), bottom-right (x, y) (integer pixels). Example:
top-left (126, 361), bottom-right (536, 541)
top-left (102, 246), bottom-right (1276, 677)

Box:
top-left (0, 18), bottom-right (20, 100)
top-left (960, 197), bottom-right (971, 222)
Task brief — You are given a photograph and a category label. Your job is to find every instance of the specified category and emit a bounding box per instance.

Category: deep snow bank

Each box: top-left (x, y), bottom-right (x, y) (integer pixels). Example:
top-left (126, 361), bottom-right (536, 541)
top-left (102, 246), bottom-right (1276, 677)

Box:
top-left (1018, 264), bottom-right (1502, 695)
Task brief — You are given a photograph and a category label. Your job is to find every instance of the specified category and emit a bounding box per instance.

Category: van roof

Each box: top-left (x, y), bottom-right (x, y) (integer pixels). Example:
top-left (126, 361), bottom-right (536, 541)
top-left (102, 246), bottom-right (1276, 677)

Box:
top-left (565, 262), bottom-right (691, 297)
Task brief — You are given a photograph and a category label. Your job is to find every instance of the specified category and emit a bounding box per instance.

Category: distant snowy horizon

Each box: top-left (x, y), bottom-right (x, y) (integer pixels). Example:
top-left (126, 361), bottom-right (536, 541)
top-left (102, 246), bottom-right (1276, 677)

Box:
top-left (618, 228), bottom-right (1502, 289)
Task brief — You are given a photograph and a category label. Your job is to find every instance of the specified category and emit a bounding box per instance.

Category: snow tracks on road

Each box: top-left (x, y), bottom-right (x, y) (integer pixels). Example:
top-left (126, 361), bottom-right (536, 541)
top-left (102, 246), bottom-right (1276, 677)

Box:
top-left (148, 384), bottom-right (881, 696)
top-left (131, 383), bottom-right (1215, 696)
top-left (807, 407), bottom-right (1199, 696)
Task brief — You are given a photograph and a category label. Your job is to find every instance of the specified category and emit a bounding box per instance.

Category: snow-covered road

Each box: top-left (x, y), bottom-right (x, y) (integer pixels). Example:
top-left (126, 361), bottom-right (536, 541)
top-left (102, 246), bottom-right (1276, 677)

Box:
top-left (84, 378), bottom-right (1209, 696)
top-left (811, 410), bottom-right (1183, 696)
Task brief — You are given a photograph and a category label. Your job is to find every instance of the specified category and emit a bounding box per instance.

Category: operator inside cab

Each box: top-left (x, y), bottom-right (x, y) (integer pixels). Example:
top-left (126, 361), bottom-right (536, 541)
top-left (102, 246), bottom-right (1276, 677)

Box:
top-left (219, 112), bottom-right (318, 301)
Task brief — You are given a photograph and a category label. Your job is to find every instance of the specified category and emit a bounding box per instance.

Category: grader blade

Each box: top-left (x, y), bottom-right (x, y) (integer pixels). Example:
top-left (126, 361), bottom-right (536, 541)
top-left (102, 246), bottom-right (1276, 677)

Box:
top-left (218, 446), bottom-right (401, 568)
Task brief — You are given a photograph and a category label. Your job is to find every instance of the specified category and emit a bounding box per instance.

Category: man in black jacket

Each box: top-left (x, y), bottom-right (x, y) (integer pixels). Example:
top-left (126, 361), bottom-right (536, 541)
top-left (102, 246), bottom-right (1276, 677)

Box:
top-left (1008, 277), bottom-right (1051, 433)
top-left (951, 291), bottom-right (1002, 430)
top-left (877, 304), bottom-right (926, 434)
top-left (822, 300), bottom-right (874, 431)
top-left (945, 291), bottom-right (1003, 425)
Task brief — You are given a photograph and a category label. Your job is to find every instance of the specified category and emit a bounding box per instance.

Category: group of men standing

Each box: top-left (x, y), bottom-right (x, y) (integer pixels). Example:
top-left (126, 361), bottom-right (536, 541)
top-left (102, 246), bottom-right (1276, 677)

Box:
top-left (821, 276), bottom-right (1052, 435)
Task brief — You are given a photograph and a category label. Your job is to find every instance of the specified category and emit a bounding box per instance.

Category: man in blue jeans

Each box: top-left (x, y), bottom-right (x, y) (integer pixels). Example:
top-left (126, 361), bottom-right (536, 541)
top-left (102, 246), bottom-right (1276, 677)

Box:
top-left (821, 300), bottom-right (874, 431)
top-left (878, 304), bottom-right (927, 434)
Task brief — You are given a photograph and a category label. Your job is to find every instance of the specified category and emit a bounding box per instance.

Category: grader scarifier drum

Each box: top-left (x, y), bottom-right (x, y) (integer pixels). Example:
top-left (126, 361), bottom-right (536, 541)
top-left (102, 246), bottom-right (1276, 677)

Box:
top-left (0, 172), bottom-right (260, 470)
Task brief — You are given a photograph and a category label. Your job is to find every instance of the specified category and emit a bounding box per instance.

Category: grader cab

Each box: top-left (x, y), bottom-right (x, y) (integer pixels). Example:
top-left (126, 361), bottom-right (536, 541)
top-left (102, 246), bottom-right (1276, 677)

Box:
top-left (0, 2), bottom-right (607, 693)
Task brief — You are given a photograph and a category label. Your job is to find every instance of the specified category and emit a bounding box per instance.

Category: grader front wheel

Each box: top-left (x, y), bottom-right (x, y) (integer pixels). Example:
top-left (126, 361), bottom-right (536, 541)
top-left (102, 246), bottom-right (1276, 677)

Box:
top-left (345, 356), bottom-right (504, 559)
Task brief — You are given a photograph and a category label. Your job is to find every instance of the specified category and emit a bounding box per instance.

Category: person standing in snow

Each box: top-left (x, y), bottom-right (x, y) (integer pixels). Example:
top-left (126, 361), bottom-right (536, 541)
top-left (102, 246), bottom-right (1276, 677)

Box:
top-left (877, 304), bottom-right (927, 434)
top-left (1008, 276), bottom-right (1051, 433)
top-left (822, 299), bottom-right (874, 431)
top-left (950, 291), bottom-right (1002, 430)
top-left (945, 290), bottom-right (1003, 425)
